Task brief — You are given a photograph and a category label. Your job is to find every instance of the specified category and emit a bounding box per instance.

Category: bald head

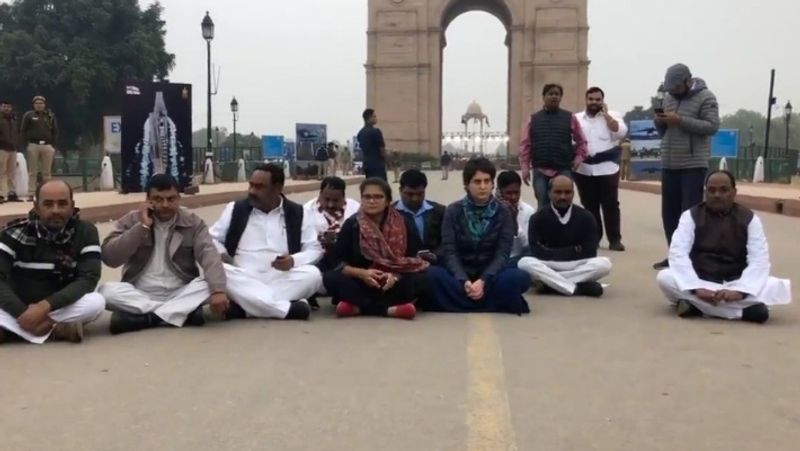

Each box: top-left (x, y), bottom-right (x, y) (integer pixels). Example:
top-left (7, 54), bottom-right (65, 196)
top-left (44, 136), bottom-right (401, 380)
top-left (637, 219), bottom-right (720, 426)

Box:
top-left (35, 180), bottom-right (75, 230)
top-left (549, 175), bottom-right (575, 209)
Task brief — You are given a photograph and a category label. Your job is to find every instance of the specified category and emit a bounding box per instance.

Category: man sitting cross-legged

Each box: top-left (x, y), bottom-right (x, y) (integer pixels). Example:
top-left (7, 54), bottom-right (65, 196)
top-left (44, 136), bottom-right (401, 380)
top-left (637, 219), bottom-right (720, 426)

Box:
top-left (656, 170), bottom-right (791, 323)
top-left (210, 163), bottom-right (323, 321)
top-left (0, 180), bottom-right (104, 344)
top-left (517, 175), bottom-right (612, 298)
top-left (99, 174), bottom-right (229, 335)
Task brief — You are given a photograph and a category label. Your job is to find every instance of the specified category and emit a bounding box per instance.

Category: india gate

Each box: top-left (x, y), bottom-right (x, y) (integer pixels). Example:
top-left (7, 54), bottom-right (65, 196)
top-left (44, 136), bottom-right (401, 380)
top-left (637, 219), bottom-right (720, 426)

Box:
top-left (366, 0), bottom-right (589, 157)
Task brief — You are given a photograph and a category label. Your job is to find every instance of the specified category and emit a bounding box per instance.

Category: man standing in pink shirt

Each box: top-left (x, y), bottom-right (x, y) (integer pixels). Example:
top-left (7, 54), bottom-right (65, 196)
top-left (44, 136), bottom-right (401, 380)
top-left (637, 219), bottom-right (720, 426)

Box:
top-left (519, 84), bottom-right (588, 210)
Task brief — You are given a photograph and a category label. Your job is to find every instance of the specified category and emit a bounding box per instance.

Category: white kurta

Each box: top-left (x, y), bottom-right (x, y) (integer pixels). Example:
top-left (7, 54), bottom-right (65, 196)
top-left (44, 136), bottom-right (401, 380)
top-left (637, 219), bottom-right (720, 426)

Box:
top-left (302, 197), bottom-right (361, 234)
top-left (0, 293), bottom-right (104, 344)
top-left (574, 110), bottom-right (628, 177)
top-left (511, 201), bottom-right (536, 258)
top-left (209, 200), bottom-right (323, 318)
top-left (658, 210), bottom-right (792, 319)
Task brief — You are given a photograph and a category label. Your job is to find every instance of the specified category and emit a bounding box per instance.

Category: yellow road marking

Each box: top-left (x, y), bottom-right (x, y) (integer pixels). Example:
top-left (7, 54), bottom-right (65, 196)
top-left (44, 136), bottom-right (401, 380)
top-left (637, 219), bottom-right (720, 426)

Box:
top-left (466, 315), bottom-right (518, 451)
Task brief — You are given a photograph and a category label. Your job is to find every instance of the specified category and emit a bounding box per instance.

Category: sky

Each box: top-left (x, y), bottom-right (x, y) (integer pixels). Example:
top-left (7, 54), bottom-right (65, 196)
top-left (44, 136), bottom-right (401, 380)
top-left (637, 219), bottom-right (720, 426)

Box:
top-left (144, 0), bottom-right (800, 143)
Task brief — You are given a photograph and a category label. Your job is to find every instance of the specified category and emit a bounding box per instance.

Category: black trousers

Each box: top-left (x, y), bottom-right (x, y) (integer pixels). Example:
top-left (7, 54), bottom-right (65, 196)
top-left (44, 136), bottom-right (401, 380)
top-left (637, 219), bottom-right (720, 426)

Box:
top-left (574, 172), bottom-right (622, 244)
top-left (322, 270), bottom-right (432, 315)
top-left (661, 168), bottom-right (707, 244)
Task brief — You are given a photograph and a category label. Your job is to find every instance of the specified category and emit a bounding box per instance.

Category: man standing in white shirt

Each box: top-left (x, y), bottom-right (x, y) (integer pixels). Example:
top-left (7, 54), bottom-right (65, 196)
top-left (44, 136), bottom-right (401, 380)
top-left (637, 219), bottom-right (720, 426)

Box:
top-left (574, 87), bottom-right (629, 251)
top-left (210, 163), bottom-right (323, 321)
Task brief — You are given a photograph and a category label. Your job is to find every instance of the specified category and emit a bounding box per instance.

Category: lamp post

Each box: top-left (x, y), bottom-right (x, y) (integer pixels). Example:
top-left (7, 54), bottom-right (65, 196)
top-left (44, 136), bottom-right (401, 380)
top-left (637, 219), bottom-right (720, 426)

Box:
top-left (230, 97), bottom-right (239, 161)
top-left (201, 12), bottom-right (214, 154)
top-left (784, 101), bottom-right (792, 155)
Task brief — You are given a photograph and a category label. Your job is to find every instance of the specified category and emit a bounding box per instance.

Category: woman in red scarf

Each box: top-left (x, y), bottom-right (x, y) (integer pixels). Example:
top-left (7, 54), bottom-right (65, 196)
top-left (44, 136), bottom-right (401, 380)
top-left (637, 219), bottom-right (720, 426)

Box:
top-left (322, 178), bottom-right (431, 319)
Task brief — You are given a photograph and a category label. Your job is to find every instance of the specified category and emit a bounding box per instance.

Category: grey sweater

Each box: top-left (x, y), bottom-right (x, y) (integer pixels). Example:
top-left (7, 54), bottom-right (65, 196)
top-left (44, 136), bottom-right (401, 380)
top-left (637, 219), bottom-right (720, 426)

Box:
top-left (656, 78), bottom-right (720, 170)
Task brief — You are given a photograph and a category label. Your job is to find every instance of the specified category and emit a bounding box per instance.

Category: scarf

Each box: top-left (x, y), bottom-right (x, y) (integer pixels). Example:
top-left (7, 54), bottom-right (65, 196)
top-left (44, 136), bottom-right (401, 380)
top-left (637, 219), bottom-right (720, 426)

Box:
top-left (318, 199), bottom-right (346, 232)
top-left (357, 206), bottom-right (429, 274)
top-left (462, 195), bottom-right (499, 243)
top-left (2, 209), bottom-right (79, 246)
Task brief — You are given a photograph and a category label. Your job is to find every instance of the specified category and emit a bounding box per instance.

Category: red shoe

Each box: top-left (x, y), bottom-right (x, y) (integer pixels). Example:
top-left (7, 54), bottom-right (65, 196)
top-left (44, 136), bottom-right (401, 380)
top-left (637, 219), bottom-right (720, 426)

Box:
top-left (336, 301), bottom-right (360, 318)
top-left (387, 303), bottom-right (416, 320)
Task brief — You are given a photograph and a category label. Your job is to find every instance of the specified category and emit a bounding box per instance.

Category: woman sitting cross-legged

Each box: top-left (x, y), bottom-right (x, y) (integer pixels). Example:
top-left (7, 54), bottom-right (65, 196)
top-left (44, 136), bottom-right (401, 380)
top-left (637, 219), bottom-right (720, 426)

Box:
top-left (425, 157), bottom-right (532, 314)
top-left (322, 177), bottom-right (432, 319)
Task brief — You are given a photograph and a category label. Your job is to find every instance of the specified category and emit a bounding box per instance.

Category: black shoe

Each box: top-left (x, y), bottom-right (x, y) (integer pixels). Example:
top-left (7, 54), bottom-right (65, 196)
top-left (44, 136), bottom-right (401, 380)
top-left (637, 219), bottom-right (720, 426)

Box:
top-left (7, 192), bottom-right (21, 202)
top-left (574, 281), bottom-right (604, 297)
top-left (653, 259), bottom-right (669, 270)
top-left (286, 300), bottom-right (311, 320)
top-left (533, 282), bottom-right (558, 295)
top-left (0, 196), bottom-right (5, 204)
top-left (224, 301), bottom-right (247, 321)
top-left (308, 296), bottom-right (321, 311)
top-left (742, 303), bottom-right (769, 324)
top-left (609, 241), bottom-right (626, 252)
top-left (185, 307), bottom-right (205, 327)
top-left (109, 312), bottom-right (158, 335)
top-left (676, 299), bottom-right (703, 318)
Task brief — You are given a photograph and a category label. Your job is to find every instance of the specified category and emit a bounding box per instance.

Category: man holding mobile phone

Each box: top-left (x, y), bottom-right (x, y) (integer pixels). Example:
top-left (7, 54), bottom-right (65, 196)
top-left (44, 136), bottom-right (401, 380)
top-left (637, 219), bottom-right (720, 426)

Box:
top-left (574, 87), bottom-right (628, 252)
top-left (652, 63), bottom-right (720, 270)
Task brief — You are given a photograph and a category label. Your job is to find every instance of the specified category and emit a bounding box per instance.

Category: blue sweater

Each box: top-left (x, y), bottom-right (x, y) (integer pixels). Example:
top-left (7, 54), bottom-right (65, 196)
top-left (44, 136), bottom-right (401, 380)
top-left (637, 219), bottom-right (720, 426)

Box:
top-left (441, 200), bottom-right (514, 283)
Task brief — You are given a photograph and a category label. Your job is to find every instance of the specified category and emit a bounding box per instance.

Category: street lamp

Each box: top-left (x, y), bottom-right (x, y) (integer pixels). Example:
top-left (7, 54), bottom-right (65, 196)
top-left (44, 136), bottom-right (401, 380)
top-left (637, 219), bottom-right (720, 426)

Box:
top-left (201, 11), bottom-right (214, 154)
top-left (230, 97), bottom-right (239, 160)
top-left (784, 101), bottom-right (792, 154)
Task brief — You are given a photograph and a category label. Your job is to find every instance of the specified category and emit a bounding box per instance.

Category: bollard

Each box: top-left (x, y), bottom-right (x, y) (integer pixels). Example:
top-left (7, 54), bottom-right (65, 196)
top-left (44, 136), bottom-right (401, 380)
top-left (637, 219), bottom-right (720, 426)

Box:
top-left (753, 156), bottom-right (765, 183)
top-left (237, 158), bottom-right (246, 182)
top-left (100, 155), bottom-right (115, 190)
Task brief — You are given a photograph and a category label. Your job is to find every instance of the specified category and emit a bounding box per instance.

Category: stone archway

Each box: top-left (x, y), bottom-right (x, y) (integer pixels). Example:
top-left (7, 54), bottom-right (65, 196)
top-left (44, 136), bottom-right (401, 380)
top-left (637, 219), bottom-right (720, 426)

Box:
top-left (366, 0), bottom-right (589, 158)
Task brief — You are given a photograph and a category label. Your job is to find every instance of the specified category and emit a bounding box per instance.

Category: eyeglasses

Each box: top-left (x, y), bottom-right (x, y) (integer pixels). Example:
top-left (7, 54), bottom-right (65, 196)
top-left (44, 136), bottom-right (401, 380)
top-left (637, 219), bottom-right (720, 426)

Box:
top-left (362, 194), bottom-right (386, 202)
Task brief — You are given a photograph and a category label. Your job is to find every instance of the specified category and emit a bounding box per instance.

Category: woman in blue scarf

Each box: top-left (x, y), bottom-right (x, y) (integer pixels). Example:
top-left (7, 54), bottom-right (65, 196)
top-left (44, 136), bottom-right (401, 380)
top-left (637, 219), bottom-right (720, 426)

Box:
top-left (424, 157), bottom-right (531, 314)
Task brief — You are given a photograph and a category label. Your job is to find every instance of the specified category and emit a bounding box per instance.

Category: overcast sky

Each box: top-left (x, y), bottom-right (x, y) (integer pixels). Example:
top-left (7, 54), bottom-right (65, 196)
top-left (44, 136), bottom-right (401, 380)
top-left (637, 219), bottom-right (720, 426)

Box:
top-left (145, 0), bottom-right (799, 143)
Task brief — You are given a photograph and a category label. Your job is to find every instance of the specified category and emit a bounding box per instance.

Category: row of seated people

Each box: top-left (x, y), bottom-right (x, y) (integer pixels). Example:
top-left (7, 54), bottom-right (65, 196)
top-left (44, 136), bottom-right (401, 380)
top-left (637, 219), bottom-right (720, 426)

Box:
top-left (0, 161), bottom-right (791, 344)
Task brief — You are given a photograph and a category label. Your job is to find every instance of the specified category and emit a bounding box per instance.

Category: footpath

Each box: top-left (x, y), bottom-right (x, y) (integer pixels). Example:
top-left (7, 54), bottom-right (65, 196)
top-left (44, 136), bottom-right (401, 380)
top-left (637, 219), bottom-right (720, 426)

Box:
top-left (0, 176), bottom-right (365, 224)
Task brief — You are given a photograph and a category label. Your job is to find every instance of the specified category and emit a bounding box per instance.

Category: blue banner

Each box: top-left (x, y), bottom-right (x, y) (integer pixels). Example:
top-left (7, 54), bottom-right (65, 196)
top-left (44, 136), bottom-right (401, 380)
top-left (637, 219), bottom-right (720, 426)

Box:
top-left (262, 135), bottom-right (285, 159)
top-left (711, 129), bottom-right (739, 158)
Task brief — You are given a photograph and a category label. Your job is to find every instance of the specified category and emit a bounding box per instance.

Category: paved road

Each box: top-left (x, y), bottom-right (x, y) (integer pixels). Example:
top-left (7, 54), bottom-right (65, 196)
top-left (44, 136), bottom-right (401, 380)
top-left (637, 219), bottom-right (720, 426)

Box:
top-left (2, 173), bottom-right (799, 451)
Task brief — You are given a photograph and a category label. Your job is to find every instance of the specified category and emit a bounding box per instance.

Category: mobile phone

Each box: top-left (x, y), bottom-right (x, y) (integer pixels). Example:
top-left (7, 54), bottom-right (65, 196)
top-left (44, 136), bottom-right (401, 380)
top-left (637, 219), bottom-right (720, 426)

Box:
top-left (654, 107), bottom-right (665, 115)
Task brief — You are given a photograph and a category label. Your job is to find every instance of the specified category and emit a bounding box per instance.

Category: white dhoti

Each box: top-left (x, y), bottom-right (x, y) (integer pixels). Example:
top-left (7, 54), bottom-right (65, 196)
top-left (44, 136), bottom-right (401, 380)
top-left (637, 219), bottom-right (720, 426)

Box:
top-left (99, 278), bottom-right (211, 327)
top-left (224, 263), bottom-right (322, 319)
top-left (657, 269), bottom-right (792, 320)
top-left (518, 257), bottom-right (612, 295)
top-left (0, 293), bottom-right (104, 344)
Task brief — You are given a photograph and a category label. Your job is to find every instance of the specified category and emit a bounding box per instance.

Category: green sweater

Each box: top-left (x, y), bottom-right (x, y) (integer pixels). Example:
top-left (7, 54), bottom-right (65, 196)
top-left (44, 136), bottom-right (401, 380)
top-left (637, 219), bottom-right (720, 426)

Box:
top-left (0, 218), bottom-right (101, 318)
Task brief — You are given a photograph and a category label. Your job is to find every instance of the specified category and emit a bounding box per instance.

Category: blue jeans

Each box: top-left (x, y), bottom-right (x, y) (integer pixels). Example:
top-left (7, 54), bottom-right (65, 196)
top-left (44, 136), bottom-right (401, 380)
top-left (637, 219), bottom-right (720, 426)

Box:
top-left (533, 169), bottom-right (573, 211)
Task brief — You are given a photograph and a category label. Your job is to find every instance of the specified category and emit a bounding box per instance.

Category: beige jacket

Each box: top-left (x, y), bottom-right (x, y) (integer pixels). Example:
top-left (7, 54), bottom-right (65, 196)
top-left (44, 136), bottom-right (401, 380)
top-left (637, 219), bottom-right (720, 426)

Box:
top-left (102, 208), bottom-right (226, 293)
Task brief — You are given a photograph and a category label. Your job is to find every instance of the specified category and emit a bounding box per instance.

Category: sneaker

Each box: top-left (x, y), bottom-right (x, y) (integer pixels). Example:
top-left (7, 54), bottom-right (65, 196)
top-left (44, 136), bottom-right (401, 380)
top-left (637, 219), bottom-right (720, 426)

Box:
top-left (676, 299), bottom-right (702, 319)
top-left (387, 303), bottom-right (416, 320)
top-left (574, 281), bottom-right (604, 298)
top-left (109, 312), bottom-right (157, 335)
top-left (741, 303), bottom-right (769, 324)
top-left (609, 241), bottom-right (626, 252)
top-left (335, 301), bottom-right (360, 318)
top-left (653, 259), bottom-right (669, 270)
top-left (286, 299), bottom-right (311, 320)
top-left (308, 296), bottom-right (321, 311)
top-left (52, 323), bottom-right (84, 343)
top-left (185, 307), bottom-right (205, 327)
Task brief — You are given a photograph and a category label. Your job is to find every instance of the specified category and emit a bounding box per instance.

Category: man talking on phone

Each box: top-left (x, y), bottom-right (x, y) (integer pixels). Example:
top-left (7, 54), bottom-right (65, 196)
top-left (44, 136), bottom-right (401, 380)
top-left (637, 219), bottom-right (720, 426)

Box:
top-left (652, 63), bottom-right (720, 270)
top-left (574, 87), bottom-right (628, 252)
top-left (100, 174), bottom-right (229, 334)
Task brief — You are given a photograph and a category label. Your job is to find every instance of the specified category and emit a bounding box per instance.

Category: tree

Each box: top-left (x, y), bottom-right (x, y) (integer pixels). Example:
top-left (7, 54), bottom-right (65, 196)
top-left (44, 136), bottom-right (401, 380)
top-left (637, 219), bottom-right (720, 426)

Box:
top-left (623, 106), bottom-right (654, 126)
top-left (223, 132), bottom-right (262, 148)
top-left (193, 127), bottom-right (229, 148)
top-left (0, 0), bottom-right (174, 151)
top-left (720, 109), bottom-right (799, 150)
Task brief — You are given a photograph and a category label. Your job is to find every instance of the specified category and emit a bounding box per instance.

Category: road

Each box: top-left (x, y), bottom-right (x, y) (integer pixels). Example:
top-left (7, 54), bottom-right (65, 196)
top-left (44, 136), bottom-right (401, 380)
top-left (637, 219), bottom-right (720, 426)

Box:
top-left (1, 172), bottom-right (799, 451)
